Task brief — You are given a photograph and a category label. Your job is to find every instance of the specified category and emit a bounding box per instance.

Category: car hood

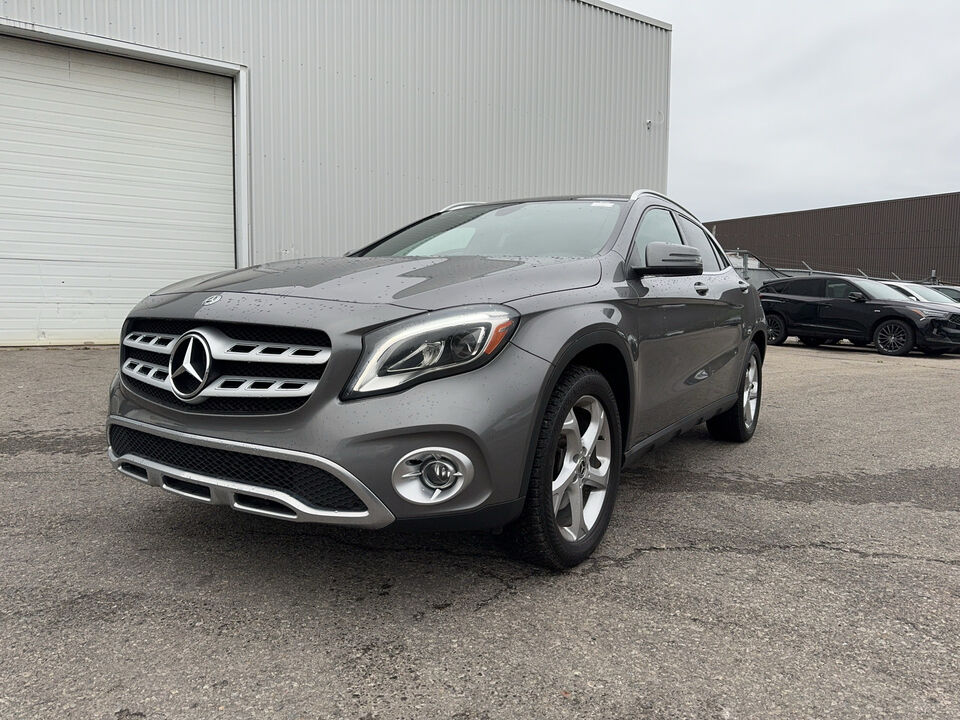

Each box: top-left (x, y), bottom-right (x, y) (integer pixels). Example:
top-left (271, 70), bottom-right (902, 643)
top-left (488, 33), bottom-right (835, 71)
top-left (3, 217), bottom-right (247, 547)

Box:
top-left (153, 255), bottom-right (602, 310)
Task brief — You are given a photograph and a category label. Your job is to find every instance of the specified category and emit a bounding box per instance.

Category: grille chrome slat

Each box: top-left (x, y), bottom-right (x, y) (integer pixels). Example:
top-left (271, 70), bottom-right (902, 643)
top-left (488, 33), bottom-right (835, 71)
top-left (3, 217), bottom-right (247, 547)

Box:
top-left (123, 332), bottom-right (179, 355)
top-left (119, 320), bottom-right (330, 414)
top-left (122, 358), bottom-right (169, 390)
top-left (121, 359), bottom-right (318, 400)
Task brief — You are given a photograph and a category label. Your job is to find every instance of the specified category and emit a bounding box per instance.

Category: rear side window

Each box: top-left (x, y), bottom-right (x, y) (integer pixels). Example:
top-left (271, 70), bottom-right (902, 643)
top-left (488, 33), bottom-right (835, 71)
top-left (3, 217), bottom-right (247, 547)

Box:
top-left (676, 215), bottom-right (722, 272)
top-left (761, 280), bottom-right (788, 293)
top-left (631, 208), bottom-right (683, 266)
top-left (785, 278), bottom-right (826, 297)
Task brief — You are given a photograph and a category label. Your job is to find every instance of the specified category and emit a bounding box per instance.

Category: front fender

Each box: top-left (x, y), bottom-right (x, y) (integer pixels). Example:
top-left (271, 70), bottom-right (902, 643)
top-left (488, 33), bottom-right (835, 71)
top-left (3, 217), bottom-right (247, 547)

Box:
top-left (508, 301), bottom-right (636, 499)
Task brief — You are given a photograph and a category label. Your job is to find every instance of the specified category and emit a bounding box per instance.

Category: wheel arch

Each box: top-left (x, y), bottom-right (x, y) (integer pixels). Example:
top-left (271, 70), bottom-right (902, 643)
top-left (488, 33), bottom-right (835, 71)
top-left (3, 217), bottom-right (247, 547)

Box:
top-left (517, 329), bottom-right (635, 501)
top-left (869, 314), bottom-right (917, 339)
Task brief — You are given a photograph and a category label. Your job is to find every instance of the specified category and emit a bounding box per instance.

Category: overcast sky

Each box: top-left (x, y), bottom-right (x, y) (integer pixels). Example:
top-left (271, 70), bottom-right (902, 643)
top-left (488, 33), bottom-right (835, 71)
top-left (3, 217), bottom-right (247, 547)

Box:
top-left (615, 0), bottom-right (960, 222)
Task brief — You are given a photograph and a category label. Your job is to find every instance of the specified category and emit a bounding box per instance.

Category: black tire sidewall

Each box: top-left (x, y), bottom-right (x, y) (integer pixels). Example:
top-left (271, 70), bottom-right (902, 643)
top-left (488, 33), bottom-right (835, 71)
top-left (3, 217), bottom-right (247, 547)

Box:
top-left (532, 369), bottom-right (622, 566)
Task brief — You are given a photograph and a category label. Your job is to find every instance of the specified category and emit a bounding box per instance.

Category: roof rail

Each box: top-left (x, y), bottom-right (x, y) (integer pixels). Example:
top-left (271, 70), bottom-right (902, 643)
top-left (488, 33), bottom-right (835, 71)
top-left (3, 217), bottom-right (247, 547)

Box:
top-left (440, 201), bottom-right (485, 212)
top-left (629, 188), bottom-right (699, 220)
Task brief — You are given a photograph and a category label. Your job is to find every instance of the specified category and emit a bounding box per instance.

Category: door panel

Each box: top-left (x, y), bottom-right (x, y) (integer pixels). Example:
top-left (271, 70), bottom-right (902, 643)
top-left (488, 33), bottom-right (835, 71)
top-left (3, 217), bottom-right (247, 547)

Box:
top-left (624, 270), bottom-right (744, 442)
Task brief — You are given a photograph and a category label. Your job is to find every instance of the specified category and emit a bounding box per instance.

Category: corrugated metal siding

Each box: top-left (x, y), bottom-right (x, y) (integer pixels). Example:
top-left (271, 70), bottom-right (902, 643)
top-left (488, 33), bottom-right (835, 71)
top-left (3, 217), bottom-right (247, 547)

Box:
top-left (1, 0), bottom-right (670, 263)
top-left (709, 192), bottom-right (960, 284)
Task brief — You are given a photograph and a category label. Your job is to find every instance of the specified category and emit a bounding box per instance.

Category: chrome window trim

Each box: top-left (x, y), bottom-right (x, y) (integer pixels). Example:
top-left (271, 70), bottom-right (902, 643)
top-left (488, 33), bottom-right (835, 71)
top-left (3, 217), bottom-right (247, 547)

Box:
top-left (106, 415), bottom-right (395, 528)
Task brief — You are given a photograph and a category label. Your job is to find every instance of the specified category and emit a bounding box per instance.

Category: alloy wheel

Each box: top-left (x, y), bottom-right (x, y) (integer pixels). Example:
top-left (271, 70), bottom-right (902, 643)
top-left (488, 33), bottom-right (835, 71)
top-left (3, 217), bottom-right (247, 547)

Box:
top-left (877, 322), bottom-right (908, 354)
top-left (743, 355), bottom-right (760, 429)
top-left (767, 316), bottom-right (784, 343)
top-left (552, 395), bottom-right (611, 542)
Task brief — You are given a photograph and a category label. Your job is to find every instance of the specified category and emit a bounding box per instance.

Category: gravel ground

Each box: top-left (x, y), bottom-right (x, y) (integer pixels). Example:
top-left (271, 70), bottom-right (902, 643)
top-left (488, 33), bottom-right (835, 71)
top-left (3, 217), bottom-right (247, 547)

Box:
top-left (1, 342), bottom-right (958, 719)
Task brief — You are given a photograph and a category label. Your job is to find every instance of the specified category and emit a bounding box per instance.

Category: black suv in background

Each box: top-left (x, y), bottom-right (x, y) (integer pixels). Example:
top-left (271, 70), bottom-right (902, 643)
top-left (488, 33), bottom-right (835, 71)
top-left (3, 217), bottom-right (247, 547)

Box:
top-left (760, 275), bottom-right (960, 356)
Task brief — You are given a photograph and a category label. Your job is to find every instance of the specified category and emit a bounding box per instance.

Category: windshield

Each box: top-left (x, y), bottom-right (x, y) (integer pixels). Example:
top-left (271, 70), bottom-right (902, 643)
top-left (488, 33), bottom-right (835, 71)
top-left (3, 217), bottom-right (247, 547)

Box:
top-left (855, 278), bottom-right (915, 301)
top-left (361, 200), bottom-right (625, 258)
top-left (901, 283), bottom-right (955, 303)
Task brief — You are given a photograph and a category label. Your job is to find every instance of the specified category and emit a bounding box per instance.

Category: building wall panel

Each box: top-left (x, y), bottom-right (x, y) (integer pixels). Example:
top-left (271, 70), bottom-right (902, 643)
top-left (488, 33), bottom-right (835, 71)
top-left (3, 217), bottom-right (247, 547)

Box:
top-left (1, 0), bottom-right (671, 263)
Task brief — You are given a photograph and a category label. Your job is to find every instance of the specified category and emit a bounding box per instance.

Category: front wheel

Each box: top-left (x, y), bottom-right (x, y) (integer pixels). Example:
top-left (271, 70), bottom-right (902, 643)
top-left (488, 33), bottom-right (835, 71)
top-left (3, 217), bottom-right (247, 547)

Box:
top-left (508, 366), bottom-right (622, 570)
top-left (874, 319), bottom-right (914, 356)
top-left (706, 344), bottom-right (762, 443)
top-left (766, 314), bottom-right (787, 345)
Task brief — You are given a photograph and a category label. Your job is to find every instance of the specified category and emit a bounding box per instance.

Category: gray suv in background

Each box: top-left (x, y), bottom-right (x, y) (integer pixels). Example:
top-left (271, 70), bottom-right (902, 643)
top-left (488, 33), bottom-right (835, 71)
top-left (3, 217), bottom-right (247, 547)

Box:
top-left (107, 190), bottom-right (767, 568)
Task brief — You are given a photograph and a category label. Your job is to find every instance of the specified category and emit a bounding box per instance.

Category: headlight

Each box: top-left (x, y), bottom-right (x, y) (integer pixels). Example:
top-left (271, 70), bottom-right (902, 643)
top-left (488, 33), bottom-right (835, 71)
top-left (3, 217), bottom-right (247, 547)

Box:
top-left (907, 307), bottom-right (951, 319)
top-left (343, 305), bottom-right (519, 398)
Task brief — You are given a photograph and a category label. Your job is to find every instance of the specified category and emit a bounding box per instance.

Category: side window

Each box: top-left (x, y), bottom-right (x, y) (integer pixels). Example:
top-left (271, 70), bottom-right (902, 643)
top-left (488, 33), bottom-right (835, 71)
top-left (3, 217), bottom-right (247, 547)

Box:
top-left (785, 278), bottom-right (826, 297)
top-left (824, 279), bottom-right (856, 299)
top-left (630, 208), bottom-right (683, 266)
top-left (676, 215), bottom-right (721, 272)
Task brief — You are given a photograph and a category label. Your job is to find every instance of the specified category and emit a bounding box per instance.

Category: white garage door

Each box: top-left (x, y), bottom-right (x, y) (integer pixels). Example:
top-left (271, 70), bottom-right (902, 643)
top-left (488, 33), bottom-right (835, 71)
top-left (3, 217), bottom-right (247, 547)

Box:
top-left (0, 35), bottom-right (236, 345)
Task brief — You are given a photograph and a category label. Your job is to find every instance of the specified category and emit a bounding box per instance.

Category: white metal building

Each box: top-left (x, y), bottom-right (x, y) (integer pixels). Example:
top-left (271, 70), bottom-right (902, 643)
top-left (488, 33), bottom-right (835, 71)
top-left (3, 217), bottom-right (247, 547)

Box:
top-left (0, 1), bottom-right (671, 345)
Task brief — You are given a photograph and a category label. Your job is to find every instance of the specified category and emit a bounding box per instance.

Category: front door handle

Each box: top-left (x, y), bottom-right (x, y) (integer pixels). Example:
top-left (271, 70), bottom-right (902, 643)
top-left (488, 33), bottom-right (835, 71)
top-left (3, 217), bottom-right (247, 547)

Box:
top-left (694, 282), bottom-right (709, 296)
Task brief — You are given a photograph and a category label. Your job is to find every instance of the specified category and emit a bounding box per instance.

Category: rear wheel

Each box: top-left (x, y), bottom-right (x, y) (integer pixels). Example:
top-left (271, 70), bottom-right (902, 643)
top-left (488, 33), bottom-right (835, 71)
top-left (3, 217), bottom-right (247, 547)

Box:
top-left (706, 344), bottom-right (762, 443)
top-left (874, 319), bottom-right (914, 356)
top-left (766, 314), bottom-right (787, 345)
top-left (798, 336), bottom-right (824, 347)
top-left (508, 366), bottom-right (621, 570)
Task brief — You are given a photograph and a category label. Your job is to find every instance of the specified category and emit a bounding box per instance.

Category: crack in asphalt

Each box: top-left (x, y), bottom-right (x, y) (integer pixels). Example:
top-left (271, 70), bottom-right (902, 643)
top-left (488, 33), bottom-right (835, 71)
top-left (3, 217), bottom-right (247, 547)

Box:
top-left (577, 541), bottom-right (960, 576)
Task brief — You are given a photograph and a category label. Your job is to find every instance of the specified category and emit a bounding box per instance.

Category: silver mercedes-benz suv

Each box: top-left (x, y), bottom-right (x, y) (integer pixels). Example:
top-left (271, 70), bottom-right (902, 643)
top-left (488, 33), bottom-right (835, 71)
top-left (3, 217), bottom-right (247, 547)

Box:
top-left (107, 190), bottom-right (767, 568)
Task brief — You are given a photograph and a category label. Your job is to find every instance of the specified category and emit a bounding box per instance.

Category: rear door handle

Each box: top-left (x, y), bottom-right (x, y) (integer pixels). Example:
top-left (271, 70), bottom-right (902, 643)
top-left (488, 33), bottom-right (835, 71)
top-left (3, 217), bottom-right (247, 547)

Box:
top-left (694, 282), bottom-right (709, 296)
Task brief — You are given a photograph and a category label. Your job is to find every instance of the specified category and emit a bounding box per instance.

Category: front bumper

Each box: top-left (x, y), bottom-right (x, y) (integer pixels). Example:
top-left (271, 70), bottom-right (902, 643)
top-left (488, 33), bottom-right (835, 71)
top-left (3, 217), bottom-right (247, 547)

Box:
top-left (107, 415), bottom-right (396, 527)
top-left (917, 317), bottom-right (960, 350)
top-left (107, 336), bottom-right (550, 529)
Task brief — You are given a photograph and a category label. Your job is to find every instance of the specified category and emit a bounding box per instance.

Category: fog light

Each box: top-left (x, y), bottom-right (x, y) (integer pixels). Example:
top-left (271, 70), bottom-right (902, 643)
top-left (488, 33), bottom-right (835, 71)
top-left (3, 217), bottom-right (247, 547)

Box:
top-left (391, 448), bottom-right (474, 505)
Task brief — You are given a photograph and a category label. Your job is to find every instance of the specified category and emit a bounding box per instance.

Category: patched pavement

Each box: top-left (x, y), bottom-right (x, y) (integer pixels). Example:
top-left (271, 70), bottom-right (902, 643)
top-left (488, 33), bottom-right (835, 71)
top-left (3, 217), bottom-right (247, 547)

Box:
top-left (1, 343), bottom-right (958, 719)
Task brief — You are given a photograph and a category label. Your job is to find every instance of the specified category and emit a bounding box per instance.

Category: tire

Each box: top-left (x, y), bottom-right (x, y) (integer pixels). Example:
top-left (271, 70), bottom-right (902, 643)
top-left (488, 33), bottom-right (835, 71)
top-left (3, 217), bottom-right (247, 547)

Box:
top-left (507, 366), bottom-right (622, 570)
top-left (873, 319), bottom-right (915, 356)
top-left (706, 344), bottom-right (762, 443)
top-left (798, 336), bottom-right (824, 347)
top-left (766, 314), bottom-right (787, 345)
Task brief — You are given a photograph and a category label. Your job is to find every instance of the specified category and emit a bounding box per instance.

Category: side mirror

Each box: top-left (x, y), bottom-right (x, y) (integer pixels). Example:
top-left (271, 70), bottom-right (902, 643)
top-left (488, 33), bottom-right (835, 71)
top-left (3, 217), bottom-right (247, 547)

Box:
top-left (633, 242), bottom-right (703, 277)
top-left (848, 291), bottom-right (866, 302)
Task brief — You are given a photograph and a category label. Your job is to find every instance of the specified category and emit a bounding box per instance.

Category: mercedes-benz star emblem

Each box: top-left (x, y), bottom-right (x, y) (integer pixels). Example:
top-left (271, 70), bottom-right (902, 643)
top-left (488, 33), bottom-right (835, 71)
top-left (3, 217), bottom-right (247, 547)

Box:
top-left (168, 332), bottom-right (212, 400)
top-left (202, 294), bottom-right (222, 306)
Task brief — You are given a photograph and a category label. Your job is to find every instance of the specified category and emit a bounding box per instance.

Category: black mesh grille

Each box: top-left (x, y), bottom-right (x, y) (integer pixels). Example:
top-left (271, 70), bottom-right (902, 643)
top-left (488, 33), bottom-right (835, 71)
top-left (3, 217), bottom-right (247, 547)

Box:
top-left (109, 425), bottom-right (366, 512)
top-left (120, 318), bottom-right (329, 415)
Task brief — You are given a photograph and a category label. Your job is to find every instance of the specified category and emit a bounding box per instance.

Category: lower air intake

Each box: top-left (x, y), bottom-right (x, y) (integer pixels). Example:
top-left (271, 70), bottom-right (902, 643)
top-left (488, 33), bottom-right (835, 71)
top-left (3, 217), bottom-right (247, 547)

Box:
top-left (109, 425), bottom-right (366, 512)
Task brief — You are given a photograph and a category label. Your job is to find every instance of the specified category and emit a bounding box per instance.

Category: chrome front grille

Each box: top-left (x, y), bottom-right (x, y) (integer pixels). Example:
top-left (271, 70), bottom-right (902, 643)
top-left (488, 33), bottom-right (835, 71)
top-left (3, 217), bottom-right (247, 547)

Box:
top-left (120, 319), bottom-right (330, 415)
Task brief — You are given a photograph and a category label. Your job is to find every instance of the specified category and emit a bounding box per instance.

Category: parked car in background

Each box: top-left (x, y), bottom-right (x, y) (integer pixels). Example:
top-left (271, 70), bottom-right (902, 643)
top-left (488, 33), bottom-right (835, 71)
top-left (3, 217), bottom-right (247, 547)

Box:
top-left (760, 275), bottom-right (960, 356)
top-left (884, 281), bottom-right (959, 305)
top-left (926, 284), bottom-right (960, 303)
top-left (107, 191), bottom-right (767, 569)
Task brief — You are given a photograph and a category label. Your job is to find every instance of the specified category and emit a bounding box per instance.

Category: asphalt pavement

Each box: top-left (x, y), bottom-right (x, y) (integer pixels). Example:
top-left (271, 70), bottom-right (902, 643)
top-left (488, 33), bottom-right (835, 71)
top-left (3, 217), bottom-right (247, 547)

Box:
top-left (1, 342), bottom-right (958, 719)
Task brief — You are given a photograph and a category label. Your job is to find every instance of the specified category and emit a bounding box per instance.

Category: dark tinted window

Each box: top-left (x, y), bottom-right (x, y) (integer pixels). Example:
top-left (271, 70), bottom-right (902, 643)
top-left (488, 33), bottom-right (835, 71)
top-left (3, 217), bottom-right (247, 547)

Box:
top-left (761, 280), bottom-right (789, 293)
top-left (676, 215), bottom-right (721, 272)
top-left (631, 208), bottom-right (682, 266)
top-left (785, 278), bottom-right (826, 297)
top-left (362, 200), bottom-right (625, 258)
top-left (824, 279), bottom-right (857, 299)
